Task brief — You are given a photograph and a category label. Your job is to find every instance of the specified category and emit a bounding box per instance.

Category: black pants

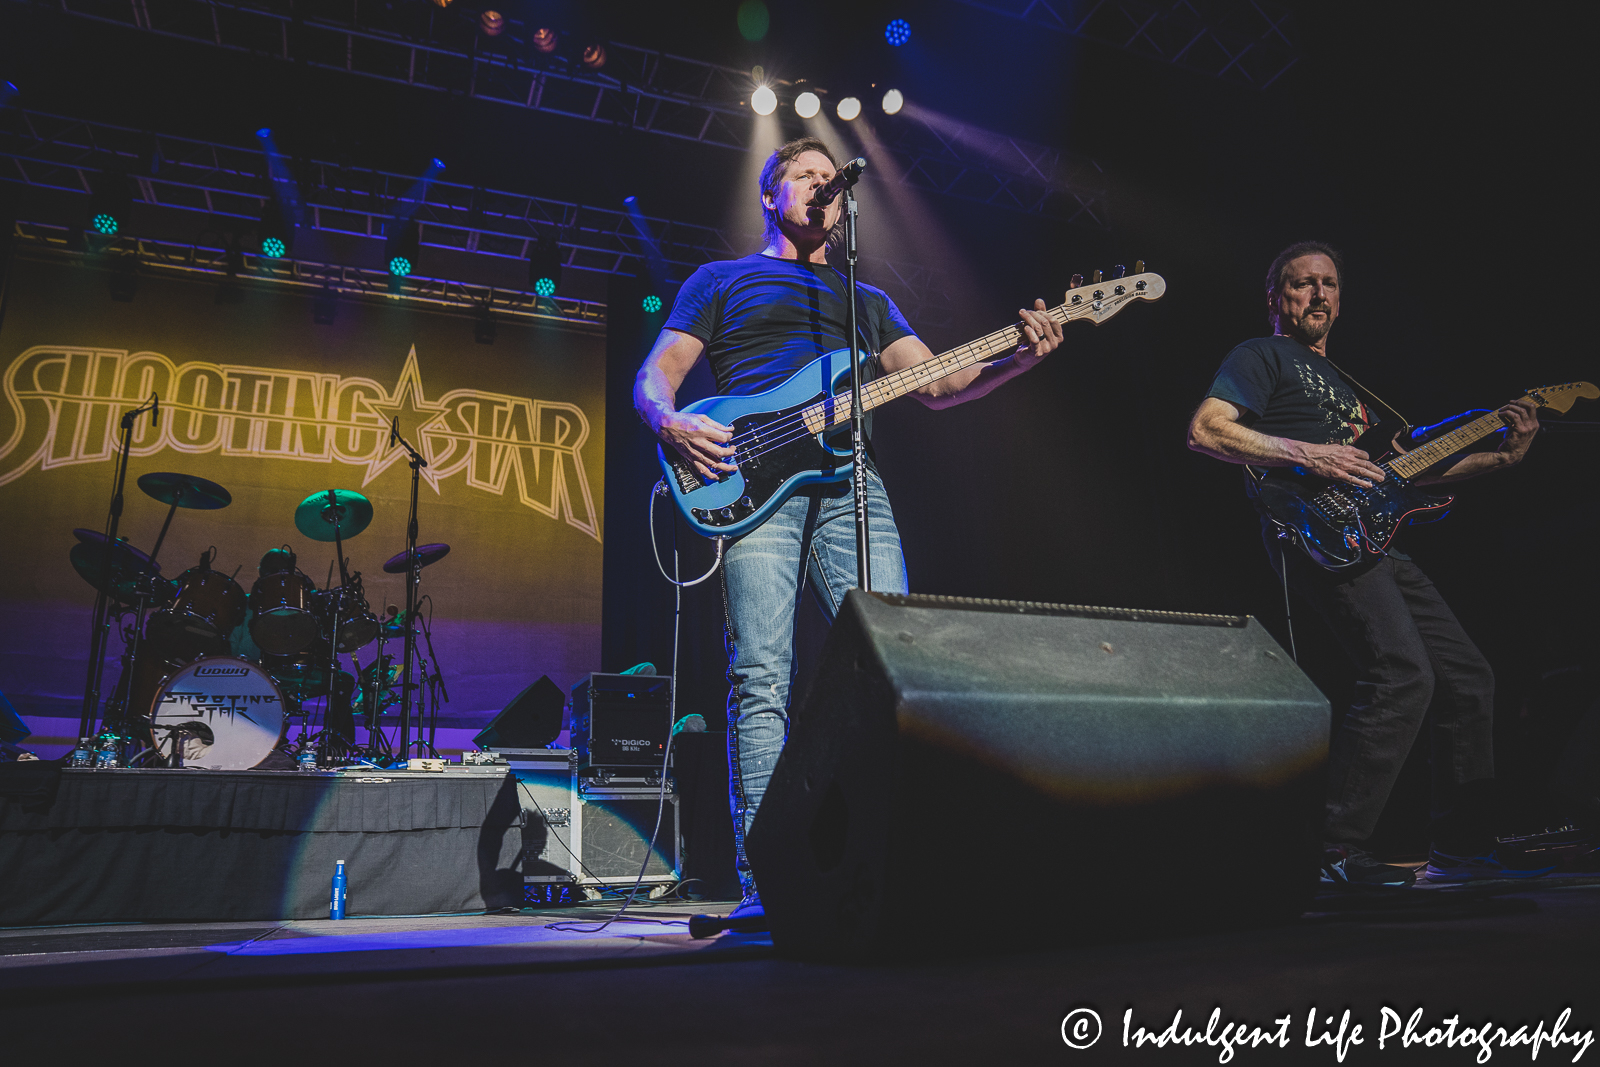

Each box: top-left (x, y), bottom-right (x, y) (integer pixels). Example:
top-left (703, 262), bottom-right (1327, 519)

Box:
top-left (1276, 545), bottom-right (1496, 849)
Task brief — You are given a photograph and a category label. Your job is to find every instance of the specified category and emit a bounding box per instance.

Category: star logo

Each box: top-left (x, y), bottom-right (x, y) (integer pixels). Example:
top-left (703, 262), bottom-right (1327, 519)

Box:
top-left (359, 346), bottom-right (447, 490)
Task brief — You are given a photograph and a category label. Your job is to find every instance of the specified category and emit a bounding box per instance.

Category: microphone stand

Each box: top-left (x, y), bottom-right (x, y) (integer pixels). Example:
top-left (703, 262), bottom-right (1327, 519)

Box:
top-left (842, 186), bottom-right (871, 592)
top-left (80, 393), bottom-right (159, 740)
top-left (388, 419), bottom-right (427, 761)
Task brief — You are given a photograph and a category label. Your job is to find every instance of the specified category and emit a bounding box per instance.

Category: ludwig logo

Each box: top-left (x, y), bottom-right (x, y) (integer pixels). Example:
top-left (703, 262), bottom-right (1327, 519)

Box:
top-left (196, 667), bottom-right (250, 676)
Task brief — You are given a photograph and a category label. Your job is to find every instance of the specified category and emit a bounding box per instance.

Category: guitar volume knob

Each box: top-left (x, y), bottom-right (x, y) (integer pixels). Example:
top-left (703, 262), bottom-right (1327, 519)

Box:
top-left (738, 496), bottom-right (754, 511)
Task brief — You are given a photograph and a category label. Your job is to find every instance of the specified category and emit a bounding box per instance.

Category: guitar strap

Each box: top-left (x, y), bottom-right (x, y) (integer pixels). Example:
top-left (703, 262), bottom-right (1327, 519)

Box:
top-left (1322, 355), bottom-right (1412, 427)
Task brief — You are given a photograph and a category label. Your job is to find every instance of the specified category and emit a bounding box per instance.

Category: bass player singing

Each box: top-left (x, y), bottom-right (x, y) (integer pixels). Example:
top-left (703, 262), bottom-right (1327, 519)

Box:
top-left (1186, 241), bottom-right (1545, 888)
top-left (633, 137), bottom-right (1064, 927)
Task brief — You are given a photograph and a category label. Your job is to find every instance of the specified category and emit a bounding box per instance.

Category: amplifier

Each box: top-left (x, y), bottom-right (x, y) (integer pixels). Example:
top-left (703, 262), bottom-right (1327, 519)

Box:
top-left (506, 750), bottom-right (681, 888)
top-left (570, 673), bottom-right (672, 778)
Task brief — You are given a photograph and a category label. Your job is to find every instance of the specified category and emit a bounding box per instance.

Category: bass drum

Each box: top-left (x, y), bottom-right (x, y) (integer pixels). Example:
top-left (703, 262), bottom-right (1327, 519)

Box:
top-left (147, 655), bottom-right (287, 770)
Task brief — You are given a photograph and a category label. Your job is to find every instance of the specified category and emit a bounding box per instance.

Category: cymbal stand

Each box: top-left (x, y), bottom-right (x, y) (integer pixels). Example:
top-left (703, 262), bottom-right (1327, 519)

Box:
top-left (389, 418), bottom-right (428, 760)
top-left (80, 393), bottom-right (159, 740)
top-left (418, 603), bottom-right (450, 752)
top-left (321, 489), bottom-right (356, 761)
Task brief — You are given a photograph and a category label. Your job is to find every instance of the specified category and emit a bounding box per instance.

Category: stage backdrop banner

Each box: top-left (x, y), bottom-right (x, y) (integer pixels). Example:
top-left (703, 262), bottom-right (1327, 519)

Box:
top-left (0, 254), bottom-right (604, 752)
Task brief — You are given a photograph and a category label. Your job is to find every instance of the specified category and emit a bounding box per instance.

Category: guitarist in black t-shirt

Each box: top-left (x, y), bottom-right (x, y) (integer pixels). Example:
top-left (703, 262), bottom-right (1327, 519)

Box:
top-left (1187, 241), bottom-right (1546, 887)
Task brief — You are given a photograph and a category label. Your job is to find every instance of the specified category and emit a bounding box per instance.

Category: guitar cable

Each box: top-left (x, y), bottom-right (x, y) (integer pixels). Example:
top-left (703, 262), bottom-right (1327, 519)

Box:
top-left (1279, 541), bottom-right (1299, 663)
top-left (650, 480), bottom-right (726, 588)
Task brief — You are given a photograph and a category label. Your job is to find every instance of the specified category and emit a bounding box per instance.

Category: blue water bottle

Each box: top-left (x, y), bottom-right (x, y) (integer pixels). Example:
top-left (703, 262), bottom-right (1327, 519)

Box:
top-left (330, 860), bottom-right (347, 920)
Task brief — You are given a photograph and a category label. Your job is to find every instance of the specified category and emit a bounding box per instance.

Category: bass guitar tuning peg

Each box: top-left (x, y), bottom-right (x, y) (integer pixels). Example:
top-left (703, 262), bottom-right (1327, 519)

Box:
top-left (1134, 259), bottom-right (1145, 274)
top-left (1070, 273), bottom-right (1083, 289)
top-left (1111, 264), bottom-right (1126, 279)
top-left (1092, 269), bottom-right (1104, 284)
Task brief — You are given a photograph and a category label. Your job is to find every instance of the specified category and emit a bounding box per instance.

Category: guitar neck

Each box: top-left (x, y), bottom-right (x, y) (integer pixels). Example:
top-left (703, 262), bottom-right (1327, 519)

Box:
top-left (1387, 409), bottom-right (1510, 480)
top-left (811, 301), bottom-right (1091, 428)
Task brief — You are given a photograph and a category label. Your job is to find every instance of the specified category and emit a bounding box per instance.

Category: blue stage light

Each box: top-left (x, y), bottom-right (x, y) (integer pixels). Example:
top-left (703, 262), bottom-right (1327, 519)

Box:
top-left (388, 255), bottom-right (412, 277)
top-left (642, 294), bottom-right (663, 313)
top-left (261, 236), bottom-right (286, 258)
top-left (256, 127), bottom-right (271, 139)
top-left (92, 212), bottom-right (118, 236)
top-left (533, 276), bottom-right (556, 297)
top-left (885, 18), bottom-right (911, 47)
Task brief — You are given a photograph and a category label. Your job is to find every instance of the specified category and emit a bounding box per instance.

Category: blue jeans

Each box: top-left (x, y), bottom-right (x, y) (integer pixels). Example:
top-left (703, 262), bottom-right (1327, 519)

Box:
top-left (722, 469), bottom-right (907, 894)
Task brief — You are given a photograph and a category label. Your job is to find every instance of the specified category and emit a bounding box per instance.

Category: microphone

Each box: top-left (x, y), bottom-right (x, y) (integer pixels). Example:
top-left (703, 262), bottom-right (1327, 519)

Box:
top-left (389, 416), bottom-right (398, 448)
top-left (151, 393), bottom-right (160, 429)
top-left (811, 158), bottom-right (867, 207)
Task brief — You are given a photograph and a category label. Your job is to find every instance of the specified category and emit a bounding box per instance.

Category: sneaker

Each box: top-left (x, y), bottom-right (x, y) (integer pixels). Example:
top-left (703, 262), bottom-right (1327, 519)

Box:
top-left (687, 889), bottom-right (768, 939)
top-left (1422, 848), bottom-right (1556, 883)
top-left (1320, 844), bottom-right (1417, 888)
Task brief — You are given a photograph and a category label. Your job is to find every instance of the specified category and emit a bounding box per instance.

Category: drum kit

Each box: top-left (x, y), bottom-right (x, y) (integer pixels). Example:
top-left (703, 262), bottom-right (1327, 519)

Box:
top-left (74, 472), bottom-right (452, 770)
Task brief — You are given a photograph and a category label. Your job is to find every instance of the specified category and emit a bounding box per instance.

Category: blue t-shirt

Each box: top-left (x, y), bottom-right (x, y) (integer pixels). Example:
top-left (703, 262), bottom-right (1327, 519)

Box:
top-left (664, 253), bottom-right (917, 398)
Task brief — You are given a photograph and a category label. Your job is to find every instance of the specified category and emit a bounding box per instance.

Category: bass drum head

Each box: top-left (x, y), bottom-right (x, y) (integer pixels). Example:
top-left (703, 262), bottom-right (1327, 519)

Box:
top-left (149, 656), bottom-right (286, 770)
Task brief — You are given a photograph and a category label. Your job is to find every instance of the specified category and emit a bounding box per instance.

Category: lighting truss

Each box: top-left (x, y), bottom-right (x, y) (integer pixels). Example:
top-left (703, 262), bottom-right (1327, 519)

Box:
top-left (11, 221), bottom-right (609, 327)
top-left (24, 0), bottom-right (1109, 226)
top-left (951, 0), bottom-right (1299, 90)
top-left (0, 110), bottom-right (955, 326)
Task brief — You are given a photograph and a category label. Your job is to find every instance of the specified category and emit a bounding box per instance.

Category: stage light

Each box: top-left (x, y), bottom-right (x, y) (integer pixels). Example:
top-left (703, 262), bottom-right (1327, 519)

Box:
top-left (88, 171), bottom-right (132, 238)
top-left (480, 9), bottom-right (504, 36)
top-left (532, 27), bottom-right (558, 53)
top-left (1, 81), bottom-right (18, 108)
top-left (751, 85), bottom-right (777, 116)
top-left (474, 302), bottom-right (497, 344)
top-left (313, 283), bottom-right (337, 324)
top-left (795, 92), bottom-right (820, 118)
top-left (642, 294), bottom-right (662, 313)
top-left (431, 158), bottom-right (446, 172)
top-left (885, 18), bottom-right (911, 47)
top-left (623, 195), bottom-right (638, 205)
top-left (528, 235), bottom-right (562, 296)
top-left (255, 127), bottom-right (271, 140)
top-left (385, 220), bottom-right (419, 277)
top-left (882, 89), bottom-right (904, 115)
top-left (837, 96), bottom-right (861, 121)
top-left (430, 0), bottom-right (451, 7)
top-left (258, 199), bottom-right (290, 257)
top-left (582, 43), bottom-right (607, 70)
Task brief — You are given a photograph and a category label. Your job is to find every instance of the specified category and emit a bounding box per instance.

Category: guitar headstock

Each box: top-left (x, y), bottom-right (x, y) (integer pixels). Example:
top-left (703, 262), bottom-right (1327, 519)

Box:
top-left (1063, 260), bottom-right (1166, 324)
top-left (1524, 381), bottom-right (1598, 414)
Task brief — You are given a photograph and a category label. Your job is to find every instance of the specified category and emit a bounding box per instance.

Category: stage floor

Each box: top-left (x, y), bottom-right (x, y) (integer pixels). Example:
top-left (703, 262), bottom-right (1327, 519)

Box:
top-left (5, 877), bottom-right (1599, 1064)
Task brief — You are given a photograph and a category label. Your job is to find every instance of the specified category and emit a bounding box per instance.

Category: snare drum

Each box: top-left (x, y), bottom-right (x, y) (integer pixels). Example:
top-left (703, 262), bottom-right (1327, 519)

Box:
top-left (147, 655), bottom-right (287, 769)
top-left (250, 570), bottom-right (321, 655)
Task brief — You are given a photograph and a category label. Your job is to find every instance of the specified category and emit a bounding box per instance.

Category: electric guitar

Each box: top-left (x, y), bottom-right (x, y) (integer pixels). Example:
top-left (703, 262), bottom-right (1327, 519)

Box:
top-left (659, 268), bottom-right (1167, 539)
top-left (1255, 381), bottom-right (1597, 570)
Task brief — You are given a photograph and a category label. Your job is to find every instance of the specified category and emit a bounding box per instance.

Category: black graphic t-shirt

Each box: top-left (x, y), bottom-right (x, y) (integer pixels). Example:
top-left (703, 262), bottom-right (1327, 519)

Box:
top-left (1205, 336), bottom-right (1372, 447)
top-left (664, 253), bottom-right (916, 398)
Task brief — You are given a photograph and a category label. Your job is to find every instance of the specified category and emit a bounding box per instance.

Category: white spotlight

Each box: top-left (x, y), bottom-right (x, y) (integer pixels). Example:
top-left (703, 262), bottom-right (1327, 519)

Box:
top-left (882, 89), bottom-right (904, 115)
top-left (751, 85), bottom-right (778, 116)
top-left (794, 91), bottom-right (820, 119)
top-left (837, 96), bottom-right (862, 121)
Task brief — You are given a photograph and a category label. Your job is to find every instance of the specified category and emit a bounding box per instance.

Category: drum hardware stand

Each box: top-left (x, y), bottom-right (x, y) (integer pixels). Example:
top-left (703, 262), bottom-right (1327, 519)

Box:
top-left (388, 418), bottom-right (429, 761)
top-left (418, 602), bottom-right (449, 751)
top-left (80, 392), bottom-right (160, 740)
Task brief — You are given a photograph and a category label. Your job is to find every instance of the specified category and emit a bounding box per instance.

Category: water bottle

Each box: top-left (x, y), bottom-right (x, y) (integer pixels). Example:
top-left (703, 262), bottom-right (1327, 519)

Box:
top-left (330, 860), bottom-right (347, 920)
top-left (93, 733), bottom-right (120, 769)
top-left (297, 745), bottom-right (318, 772)
top-left (69, 738), bottom-right (95, 768)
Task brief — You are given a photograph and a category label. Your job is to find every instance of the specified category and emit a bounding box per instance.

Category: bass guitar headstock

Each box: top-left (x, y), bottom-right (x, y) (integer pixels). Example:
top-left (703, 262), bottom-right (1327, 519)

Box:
top-left (1063, 260), bottom-right (1166, 324)
top-left (1524, 381), bottom-right (1598, 414)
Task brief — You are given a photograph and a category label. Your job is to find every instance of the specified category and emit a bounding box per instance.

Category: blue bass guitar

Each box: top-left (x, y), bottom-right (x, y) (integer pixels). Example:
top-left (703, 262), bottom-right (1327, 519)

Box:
top-left (660, 269), bottom-right (1167, 539)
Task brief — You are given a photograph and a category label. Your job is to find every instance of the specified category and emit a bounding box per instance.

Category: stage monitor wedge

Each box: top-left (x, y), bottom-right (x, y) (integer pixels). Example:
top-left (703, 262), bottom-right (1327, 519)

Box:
top-left (745, 591), bottom-right (1329, 960)
top-left (476, 675), bottom-right (565, 749)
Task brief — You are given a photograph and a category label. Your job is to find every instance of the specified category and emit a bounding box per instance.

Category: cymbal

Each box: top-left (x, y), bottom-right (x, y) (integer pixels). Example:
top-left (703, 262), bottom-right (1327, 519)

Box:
top-left (294, 489), bottom-right (373, 542)
top-left (70, 540), bottom-right (175, 605)
top-left (137, 472), bottom-right (233, 510)
top-left (382, 543), bottom-right (451, 574)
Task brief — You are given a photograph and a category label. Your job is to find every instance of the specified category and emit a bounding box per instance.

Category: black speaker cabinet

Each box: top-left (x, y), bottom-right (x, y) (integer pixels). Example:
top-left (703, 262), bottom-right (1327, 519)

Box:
top-left (475, 675), bottom-right (565, 749)
top-left (745, 592), bottom-right (1329, 959)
